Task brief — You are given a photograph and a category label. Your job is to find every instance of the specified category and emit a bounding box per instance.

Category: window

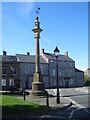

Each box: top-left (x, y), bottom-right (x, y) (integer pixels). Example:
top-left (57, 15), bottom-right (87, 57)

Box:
top-left (59, 61), bottom-right (62, 67)
top-left (60, 69), bottom-right (62, 76)
top-left (50, 60), bottom-right (53, 63)
top-left (63, 70), bottom-right (64, 76)
top-left (2, 67), bottom-right (7, 75)
top-left (53, 69), bottom-right (55, 76)
top-left (64, 62), bottom-right (67, 67)
top-left (68, 69), bottom-right (70, 76)
top-left (2, 79), bottom-right (6, 86)
top-left (70, 69), bottom-right (73, 75)
top-left (13, 68), bottom-right (18, 75)
top-left (9, 78), bottom-right (14, 86)
top-left (70, 62), bottom-right (72, 67)
top-left (25, 65), bottom-right (29, 73)
top-left (70, 79), bottom-right (73, 86)
top-left (40, 66), bottom-right (43, 74)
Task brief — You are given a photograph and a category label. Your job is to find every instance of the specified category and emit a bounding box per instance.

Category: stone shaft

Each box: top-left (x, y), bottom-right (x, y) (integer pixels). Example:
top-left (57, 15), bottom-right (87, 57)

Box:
top-left (35, 37), bottom-right (40, 73)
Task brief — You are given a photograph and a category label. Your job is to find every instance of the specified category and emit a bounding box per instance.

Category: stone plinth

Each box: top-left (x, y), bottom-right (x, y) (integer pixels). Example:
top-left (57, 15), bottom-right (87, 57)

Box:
top-left (30, 82), bottom-right (46, 97)
top-left (30, 72), bottom-right (46, 97)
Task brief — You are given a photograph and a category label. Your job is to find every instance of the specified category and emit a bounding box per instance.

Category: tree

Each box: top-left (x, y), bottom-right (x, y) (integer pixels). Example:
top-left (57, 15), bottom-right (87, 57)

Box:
top-left (84, 75), bottom-right (90, 86)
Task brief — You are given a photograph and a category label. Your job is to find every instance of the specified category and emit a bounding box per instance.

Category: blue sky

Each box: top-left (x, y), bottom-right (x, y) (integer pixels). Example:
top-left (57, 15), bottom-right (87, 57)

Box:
top-left (2, 2), bottom-right (88, 71)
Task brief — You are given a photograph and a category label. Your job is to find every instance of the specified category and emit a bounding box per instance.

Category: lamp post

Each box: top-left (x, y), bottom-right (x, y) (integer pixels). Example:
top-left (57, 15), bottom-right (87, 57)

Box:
top-left (54, 46), bottom-right (60, 104)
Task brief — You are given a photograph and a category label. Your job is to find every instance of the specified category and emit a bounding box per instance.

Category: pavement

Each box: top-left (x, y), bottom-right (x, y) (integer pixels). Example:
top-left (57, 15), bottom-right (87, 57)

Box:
top-left (8, 91), bottom-right (72, 109)
top-left (26, 95), bottom-right (72, 109)
top-left (1, 93), bottom-right (73, 120)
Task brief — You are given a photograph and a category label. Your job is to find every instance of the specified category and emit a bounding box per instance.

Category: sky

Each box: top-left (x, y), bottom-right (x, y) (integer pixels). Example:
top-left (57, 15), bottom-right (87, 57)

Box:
top-left (1, 1), bottom-right (88, 71)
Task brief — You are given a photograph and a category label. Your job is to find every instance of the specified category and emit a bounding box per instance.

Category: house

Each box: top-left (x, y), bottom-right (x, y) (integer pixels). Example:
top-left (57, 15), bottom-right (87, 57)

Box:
top-left (75, 68), bottom-right (84, 87)
top-left (16, 53), bottom-right (49, 89)
top-left (1, 51), bottom-right (20, 90)
top-left (84, 68), bottom-right (90, 78)
top-left (41, 49), bottom-right (76, 88)
top-left (1, 50), bottom-right (84, 89)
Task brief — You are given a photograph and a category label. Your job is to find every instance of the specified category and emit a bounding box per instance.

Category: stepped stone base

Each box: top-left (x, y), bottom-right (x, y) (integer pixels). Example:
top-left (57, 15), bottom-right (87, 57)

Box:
top-left (30, 72), bottom-right (46, 97)
top-left (30, 82), bottom-right (46, 97)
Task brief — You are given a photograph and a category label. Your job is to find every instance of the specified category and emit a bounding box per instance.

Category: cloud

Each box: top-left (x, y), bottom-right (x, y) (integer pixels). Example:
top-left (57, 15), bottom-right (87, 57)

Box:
top-left (41, 35), bottom-right (51, 45)
top-left (16, 2), bottom-right (34, 19)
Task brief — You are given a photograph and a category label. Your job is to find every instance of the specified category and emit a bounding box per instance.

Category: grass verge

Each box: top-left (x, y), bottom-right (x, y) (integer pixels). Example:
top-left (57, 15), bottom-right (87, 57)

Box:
top-left (1, 95), bottom-right (49, 118)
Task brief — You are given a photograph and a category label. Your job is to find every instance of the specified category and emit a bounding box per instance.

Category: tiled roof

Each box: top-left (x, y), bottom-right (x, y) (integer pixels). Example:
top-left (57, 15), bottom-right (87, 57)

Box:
top-left (43, 53), bottom-right (74, 62)
top-left (75, 68), bottom-right (84, 73)
top-left (0, 55), bottom-right (18, 62)
top-left (16, 54), bottom-right (48, 64)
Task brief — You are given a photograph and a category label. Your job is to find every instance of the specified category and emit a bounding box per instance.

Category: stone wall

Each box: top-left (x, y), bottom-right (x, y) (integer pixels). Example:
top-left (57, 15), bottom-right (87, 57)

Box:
top-left (49, 60), bottom-right (76, 88)
top-left (20, 63), bottom-right (49, 88)
top-left (75, 71), bottom-right (84, 87)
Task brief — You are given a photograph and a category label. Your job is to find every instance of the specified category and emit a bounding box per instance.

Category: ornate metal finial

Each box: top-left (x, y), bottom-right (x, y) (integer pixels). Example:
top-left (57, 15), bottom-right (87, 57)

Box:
top-left (35, 7), bottom-right (40, 16)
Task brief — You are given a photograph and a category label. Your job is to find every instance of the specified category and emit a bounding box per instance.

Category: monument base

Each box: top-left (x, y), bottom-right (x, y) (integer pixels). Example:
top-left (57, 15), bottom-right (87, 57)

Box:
top-left (30, 72), bottom-right (46, 97)
top-left (30, 82), bottom-right (46, 97)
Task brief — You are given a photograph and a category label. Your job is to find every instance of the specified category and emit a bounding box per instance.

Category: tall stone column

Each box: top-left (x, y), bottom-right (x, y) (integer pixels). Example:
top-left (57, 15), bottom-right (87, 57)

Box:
top-left (30, 16), bottom-right (45, 97)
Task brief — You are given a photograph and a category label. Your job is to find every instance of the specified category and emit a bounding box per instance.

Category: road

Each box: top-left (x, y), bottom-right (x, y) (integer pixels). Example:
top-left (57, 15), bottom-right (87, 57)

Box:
top-left (46, 86), bottom-right (90, 119)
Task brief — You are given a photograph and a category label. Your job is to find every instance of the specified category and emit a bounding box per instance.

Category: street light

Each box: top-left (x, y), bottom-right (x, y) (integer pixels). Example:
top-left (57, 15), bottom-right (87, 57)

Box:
top-left (54, 46), bottom-right (60, 104)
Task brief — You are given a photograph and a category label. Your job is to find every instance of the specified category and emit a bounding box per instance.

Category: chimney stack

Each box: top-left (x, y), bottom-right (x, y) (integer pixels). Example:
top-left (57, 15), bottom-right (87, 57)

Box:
top-left (41, 49), bottom-right (44, 54)
top-left (27, 52), bottom-right (30, 55)
top-left (3, 50), bottom-right (7, 55)
top-left (64, 51), bottom-right (68, 56)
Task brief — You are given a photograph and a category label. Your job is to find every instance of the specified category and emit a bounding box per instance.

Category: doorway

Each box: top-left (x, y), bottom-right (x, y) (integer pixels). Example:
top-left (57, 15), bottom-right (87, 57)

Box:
top-left (25, 78), bottom-right (28, 89)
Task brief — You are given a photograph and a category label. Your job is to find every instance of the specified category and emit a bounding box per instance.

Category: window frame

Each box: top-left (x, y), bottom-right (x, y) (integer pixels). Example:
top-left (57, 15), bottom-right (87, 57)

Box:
top-left (2, 78), bottom-right (6, 86)
top-left (9, 78), bottom-right (14, 86)
top-left (13, 67), bottom-right (18, 75)
top-left (53, 69), bottom-right (56, 76)
top-left (2, 67), bottom-right (7, 75)
top-left (40, 65), bottom-right (43, 74)
top-left (25, 65), bottom-right (29, 74)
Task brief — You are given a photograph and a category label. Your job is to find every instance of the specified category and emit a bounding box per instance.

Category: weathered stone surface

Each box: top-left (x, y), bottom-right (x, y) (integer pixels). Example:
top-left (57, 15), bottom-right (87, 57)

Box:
top-left (34, 72), bottom-right (43, 82)
top-left (30, 81), bottom-right (46, 97)
top-left (32, 82), bottom-right (45, 91)
top-left (30, 16), bottom-right (45, 97)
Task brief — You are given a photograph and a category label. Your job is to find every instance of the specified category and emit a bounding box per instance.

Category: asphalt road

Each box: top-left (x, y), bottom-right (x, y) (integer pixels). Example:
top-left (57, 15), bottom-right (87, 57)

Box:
top-left (47, 86), bottom-right (90, 119)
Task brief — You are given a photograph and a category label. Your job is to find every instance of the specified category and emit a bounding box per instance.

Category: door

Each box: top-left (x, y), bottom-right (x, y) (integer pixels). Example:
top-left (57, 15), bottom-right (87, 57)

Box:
top-left (25, 78), bottom-right (28, 89)
top-left (65, 80), bottom-right (68, 88)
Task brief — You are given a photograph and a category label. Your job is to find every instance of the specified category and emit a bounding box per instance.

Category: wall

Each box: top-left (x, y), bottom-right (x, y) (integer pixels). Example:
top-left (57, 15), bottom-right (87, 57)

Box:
top-left (75, 72), bottom-right (84, 87)
top-left (49, 59), bottom-right (76, 88)
top-left (20, 62), bottom-right (49, 89)
top-left (2, 62), bottom-right (20, 90)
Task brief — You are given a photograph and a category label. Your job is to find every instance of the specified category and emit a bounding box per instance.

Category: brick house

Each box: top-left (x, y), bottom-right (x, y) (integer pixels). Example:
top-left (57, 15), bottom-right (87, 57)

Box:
top-left (1, 51), bottom-right (20, 90)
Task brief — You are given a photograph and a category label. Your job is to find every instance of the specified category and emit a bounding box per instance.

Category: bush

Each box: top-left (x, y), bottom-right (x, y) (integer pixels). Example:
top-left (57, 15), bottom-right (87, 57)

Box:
top-left (84, 75), bottom-right (90, 86)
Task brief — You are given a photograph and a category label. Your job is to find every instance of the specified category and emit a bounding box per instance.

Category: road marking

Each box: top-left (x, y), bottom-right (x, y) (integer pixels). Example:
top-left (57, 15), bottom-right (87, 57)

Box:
top-left (69, 108), bottom-right (79, 120)
top-left (54, 89), bottom-right (57, 96)
top-left (75, 88), bottom-right (88, 93)
top-left (64, 97), bottom-right (90, 119)
top-left (64, 97), bottom-right (90, 114)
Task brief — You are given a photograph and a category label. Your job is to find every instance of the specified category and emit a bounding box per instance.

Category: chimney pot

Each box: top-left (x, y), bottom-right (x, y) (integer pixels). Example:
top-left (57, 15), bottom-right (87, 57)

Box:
top-left (27, 52), bottom-right (30, 55)
top-left (41, 49), bottom-right (44, 54)
top-left (64, 51), bottom-right (68, 56)
top-left (3, 51), bottom-right (7, 55)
